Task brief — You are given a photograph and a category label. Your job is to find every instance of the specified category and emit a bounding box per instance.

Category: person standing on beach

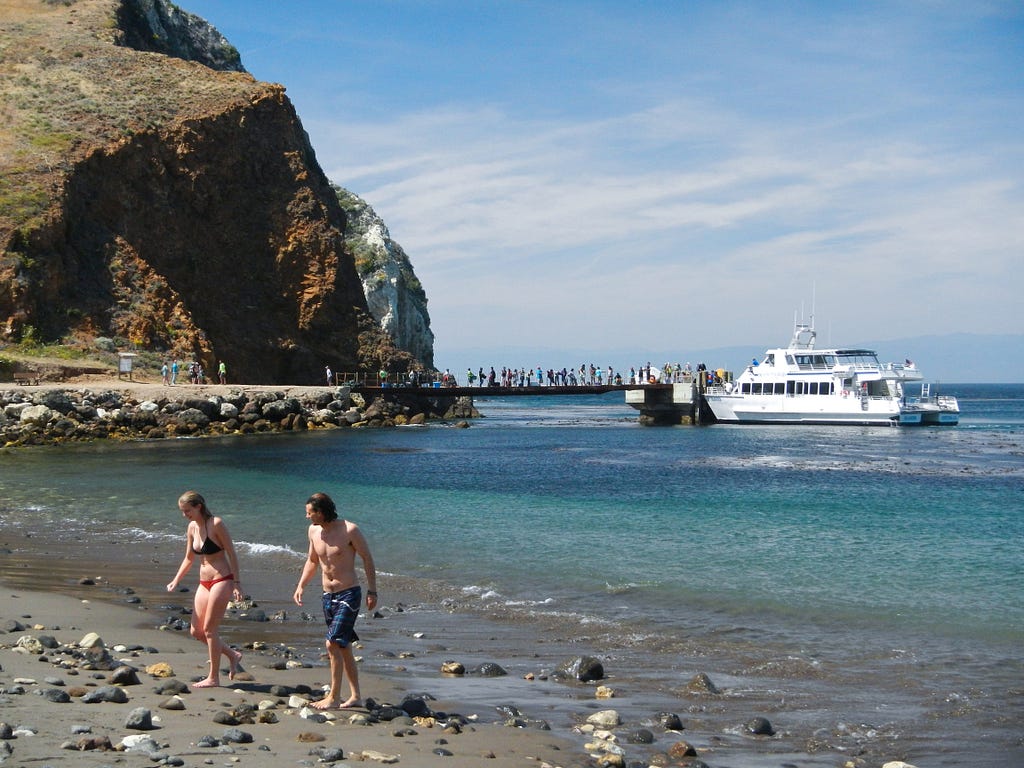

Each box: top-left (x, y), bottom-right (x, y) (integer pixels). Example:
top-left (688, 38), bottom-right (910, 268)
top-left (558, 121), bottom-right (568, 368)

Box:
top-left (218, 360), bottom-right (227, 384)
top-left (293, 492), bottom-right (378, 710)
top-left (166, 490), bottom-right (244, 688)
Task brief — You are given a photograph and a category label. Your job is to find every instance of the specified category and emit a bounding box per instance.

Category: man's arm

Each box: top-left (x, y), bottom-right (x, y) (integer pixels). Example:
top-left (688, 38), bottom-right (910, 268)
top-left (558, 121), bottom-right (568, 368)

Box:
top-left (293, 531), bottom-right (319, 606)
top-left (350, 523), bottom-right (378, 611)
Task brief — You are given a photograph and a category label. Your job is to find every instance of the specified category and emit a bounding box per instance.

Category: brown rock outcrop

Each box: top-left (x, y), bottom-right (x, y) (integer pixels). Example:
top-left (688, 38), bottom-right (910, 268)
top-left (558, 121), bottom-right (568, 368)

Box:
top-left (0, 0), bottom-right (404, 384)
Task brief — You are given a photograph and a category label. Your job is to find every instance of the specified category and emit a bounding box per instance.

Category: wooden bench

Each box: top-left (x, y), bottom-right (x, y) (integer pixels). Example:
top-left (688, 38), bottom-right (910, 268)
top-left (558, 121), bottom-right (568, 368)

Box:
top-left (12, 372), bottom-right (39, 386)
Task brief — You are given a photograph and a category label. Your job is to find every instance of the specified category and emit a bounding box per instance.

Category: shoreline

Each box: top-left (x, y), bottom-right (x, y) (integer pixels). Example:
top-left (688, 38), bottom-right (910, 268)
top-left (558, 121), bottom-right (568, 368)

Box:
top-left (0, 546), bottom-right (586, 768)
top-left (1, 523), bottom-right (947, 768)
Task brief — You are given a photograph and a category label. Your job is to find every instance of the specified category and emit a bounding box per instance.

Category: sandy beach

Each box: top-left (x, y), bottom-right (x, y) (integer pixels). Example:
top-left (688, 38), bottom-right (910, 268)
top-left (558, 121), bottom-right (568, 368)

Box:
top-left (0, 554), bottom-right (587, 768)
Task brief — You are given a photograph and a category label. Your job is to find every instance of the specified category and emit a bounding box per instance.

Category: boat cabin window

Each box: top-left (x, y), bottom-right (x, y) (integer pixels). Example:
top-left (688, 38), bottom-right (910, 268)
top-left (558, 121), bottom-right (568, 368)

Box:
top-left (764, 354), bottom-right (775, 366)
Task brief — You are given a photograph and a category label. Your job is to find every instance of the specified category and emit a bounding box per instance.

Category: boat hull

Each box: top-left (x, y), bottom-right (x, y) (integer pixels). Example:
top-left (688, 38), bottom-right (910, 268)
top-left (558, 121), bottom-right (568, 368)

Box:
top-left (705, 394), bottom-right (900, 426)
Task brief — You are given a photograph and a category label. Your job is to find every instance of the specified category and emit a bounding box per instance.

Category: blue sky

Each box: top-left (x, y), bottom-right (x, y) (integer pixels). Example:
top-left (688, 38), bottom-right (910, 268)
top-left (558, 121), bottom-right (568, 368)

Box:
top-left (185, 1), bottom-right (1023, 375)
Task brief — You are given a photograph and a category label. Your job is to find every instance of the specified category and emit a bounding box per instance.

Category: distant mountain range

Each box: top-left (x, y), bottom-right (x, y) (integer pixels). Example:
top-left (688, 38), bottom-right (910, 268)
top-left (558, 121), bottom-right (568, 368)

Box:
top-left (443, 334), bottom-right (1024, 385)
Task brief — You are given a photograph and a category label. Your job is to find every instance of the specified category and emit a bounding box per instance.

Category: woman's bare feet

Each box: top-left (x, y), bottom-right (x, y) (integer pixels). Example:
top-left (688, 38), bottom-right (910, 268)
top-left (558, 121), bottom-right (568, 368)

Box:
top-left (227, 648), bottom-right (244, 680)
top-left (192, 677), bottom-right (219, 689)
top-left (338, 694), bottom-right (362, 709)
top-left (310, 693), bottom-right (361, 710)
top-left (310, 696), bottom-right (339, 710)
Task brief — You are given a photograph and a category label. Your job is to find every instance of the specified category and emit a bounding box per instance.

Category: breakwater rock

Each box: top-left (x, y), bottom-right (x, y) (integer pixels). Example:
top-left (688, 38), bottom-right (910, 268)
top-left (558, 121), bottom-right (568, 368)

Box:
top-left (0, 387), bottom-right (479, 447)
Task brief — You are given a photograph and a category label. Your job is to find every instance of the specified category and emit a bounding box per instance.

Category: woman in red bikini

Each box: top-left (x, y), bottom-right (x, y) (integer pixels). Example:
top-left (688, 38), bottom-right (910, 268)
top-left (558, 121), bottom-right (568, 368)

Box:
top-left (167, 490), bottom-right (244, 688)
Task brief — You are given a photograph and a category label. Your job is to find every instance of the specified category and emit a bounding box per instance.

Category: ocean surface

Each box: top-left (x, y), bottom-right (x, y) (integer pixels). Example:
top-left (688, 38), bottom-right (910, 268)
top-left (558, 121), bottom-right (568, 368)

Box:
top-left (2, 382), bottom-right (1021, 766)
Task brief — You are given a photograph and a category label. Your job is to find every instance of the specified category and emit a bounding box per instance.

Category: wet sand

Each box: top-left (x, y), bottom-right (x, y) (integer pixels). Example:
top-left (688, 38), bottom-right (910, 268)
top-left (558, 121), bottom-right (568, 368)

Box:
top-left (0, 543), bottom-right (587, 767)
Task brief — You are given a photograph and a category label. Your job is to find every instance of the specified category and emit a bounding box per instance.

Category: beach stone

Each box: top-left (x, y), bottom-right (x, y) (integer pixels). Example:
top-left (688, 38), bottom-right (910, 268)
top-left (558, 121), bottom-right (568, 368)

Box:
top-left (287, 694), bottom-right (310, 708)
top-left (684, 672), bottom-right (721, 694)
top-left (20, 404), bottom-right (54, 425)
top-left (221, 727), bottom-right (253, 744)
top-left (196, 735), bottom-right (220, 747)
top-left (37, 634), bottom-right (59, 649)
top-left (120, 734), bottom-right (160, 753)
top-left (373, 705), bottom-right (407, 721)
top-left (213, 711), bottom-right (240, 725)
top-left (146, 662), bottom-right (174, 678)
top-left (587, 710), bottom-right (621, 728)
top-left (667, 740), bottom-right (698, 758)
top-left (745, 716), bottom-right (775, 735)
top-left (44, 676), bottom-right (65, 686)
top-left (154, 679), bottom-right (189, 695)
top-left (2, 620), bottom-right (25, 632)
top-left (15, 635), bottom-right (45, 654)
top-left (440, 661), bottom-right (465, 675)
top-left (627, 728), bottom-right (655, 744)
top-left (41, 687), bottom-right (71, 703)
top-left (596, 754), bottom-right (625, 768)
top-left (596, 685), bottom-right (615, 699)
top-left (78, 632), bottom-right (104, 649)
top-left (882, 763), bottom-right (920, 768)
top-left (400, 695), bottom-right (432, 718)
top-left (110, 665), bottom-right (141, 685)
top-left (299, 707), bottom-right (327, 723)
top-left (81, 685), bottom-right (129, 703)
top-left (472, 662), bottom-right (508, 677)
top-left (554, 655), bottom-right (605, 682)
top-left (360, 749), bottom-right (400, 763)
top-left (159, 697), bottom-right (185, 710)
top-left (257, 710), bottom-right (278, 723)
top-left (297, 732), bottom-right (326, 742)
top-left (313, 746), bottom-right (345, 761)
top-left (124, 707), bottom-right (155, 730)
top-left (657, 712), bottom-right (684, 730)
top-left (0, 742), bottom-right (12, 757)
top-left (0, 723), bottom-right (13, 739)
top-left (77, 734), bottom-right (114, 750)
top-left (70, 724), bottom-right (92, 734)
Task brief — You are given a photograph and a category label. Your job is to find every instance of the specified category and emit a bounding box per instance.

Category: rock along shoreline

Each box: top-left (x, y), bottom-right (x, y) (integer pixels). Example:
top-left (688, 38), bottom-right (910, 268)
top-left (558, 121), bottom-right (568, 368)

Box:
top-left (1, 382), bottom-right (481, 447)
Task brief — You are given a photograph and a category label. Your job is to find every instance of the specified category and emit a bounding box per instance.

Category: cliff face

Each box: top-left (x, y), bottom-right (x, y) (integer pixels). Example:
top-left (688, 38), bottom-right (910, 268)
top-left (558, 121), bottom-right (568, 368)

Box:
top-left (336, 188), bottom-right (435, 370)
top-left (0, 0), bottom-right (428, 383)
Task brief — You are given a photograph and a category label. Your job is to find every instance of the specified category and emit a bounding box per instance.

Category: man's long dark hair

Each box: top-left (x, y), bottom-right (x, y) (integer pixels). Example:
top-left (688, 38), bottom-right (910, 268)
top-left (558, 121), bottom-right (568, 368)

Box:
top-left (306, 492), bottom-right (338, 522)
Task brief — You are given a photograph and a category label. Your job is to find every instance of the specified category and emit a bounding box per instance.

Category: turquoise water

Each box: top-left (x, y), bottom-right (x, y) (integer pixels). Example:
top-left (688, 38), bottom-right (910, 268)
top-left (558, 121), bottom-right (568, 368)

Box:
top-left (1, 382), bottom-right (1021, 765)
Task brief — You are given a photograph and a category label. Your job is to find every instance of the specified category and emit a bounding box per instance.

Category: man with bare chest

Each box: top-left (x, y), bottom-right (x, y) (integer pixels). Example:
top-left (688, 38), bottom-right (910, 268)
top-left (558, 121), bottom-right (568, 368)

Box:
top-left (293, 492), bottom-right (378, 709)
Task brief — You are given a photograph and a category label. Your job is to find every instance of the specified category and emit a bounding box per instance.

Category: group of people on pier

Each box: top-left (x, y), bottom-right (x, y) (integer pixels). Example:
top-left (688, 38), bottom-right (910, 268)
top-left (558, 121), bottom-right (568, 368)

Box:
top-left (447, 362), bottom-right (705, 388)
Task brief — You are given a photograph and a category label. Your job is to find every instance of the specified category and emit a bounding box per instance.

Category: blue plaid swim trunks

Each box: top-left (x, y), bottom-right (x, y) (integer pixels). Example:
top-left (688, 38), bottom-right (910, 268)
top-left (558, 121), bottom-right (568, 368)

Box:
top-left (321, 585), bottom-right (362, 647)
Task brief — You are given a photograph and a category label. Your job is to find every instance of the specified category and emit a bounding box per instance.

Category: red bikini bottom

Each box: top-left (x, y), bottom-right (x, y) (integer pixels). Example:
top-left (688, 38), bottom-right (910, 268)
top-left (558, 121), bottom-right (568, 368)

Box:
top-left (199, 573), bottom-right (234, 591)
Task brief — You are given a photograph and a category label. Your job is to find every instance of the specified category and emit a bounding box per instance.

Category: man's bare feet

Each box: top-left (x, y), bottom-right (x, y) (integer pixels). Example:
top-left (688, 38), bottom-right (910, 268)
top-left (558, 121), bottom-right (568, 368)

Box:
top-left (192, 678), bottom-right (219, 688)
top-left (338, 695), bottom-right (362, 709)
top-left (228, 648), bottom-right (244, 680)
top-left (310, 696), bottom-right (339, 710)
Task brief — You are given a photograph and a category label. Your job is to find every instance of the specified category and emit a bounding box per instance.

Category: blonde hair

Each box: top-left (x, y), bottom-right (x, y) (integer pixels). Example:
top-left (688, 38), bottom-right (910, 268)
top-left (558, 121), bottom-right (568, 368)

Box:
top-left (178, 490), bottom-right (211, 519)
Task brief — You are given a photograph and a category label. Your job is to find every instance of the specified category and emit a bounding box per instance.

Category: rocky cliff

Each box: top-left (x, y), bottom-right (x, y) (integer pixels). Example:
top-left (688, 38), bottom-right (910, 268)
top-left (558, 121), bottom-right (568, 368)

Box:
top-left (335, 187), bottom-right (435, 370)
top-left (0, 0), bottom-right (431, 383)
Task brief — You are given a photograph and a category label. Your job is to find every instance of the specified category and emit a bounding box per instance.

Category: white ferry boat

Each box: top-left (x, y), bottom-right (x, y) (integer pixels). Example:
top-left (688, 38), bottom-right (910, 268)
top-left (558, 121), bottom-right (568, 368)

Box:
top-left (704, 323), bottom-right (934, 426)
top-left (896, 382), bottom-right (960, 425)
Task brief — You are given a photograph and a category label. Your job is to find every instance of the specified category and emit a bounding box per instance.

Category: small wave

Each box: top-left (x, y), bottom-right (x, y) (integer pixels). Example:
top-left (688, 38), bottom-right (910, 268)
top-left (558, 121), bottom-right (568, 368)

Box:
top-left (239, 541), bottom-right (303, 558)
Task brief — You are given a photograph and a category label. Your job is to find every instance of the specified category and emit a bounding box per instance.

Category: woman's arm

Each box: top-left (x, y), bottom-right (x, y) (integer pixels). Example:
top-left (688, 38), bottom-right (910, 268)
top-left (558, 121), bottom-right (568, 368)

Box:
top-left (211, 517), bottom-right (243, 599)
top-left (167, 525), bottom-right (196, 591)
